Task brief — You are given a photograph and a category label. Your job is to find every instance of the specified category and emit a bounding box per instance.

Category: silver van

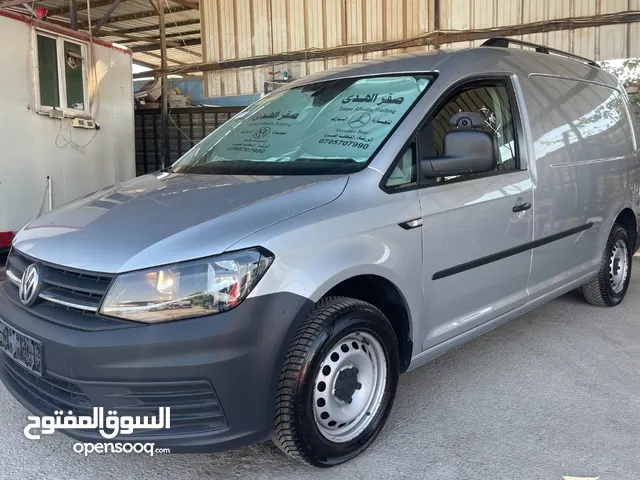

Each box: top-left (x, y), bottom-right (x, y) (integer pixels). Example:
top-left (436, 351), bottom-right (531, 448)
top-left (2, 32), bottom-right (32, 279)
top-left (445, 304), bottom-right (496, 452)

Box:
top-left (1, 38), bottom-right (639, 467)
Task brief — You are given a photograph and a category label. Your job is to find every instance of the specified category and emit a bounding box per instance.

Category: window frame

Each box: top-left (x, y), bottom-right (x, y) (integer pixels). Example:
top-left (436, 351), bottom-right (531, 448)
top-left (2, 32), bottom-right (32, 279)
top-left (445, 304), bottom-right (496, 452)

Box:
top-left (383, 142), bottom-right (418, 191)
top-left (379, 74), bottom-right (527, 194)
top-left (32, 28), bottom-right (90, 118)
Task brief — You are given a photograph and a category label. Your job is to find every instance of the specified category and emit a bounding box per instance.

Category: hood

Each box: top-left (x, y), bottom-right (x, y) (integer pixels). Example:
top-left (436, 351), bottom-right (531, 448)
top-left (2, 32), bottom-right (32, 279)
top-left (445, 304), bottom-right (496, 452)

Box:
top-left (13, 172), bottom-right (348, 273)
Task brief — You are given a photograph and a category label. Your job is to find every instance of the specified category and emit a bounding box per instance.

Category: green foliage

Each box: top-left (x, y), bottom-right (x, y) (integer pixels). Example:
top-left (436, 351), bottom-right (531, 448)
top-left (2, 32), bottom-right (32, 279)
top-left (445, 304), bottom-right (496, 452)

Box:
top-left (601, 58), bottom-right (640, 88)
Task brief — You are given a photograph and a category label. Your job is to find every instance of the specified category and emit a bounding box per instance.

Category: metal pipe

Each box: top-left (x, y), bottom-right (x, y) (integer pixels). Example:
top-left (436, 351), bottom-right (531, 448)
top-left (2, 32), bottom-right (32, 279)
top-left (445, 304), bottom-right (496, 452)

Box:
top-left (47, 176), bottom-right (52, 212)
top-left (158, 0), bottom-right (170, 167)
top-left (87, 0), bottom-right (91, 33)
top-left (69, 0), bottom-right (78, 30)
top-left (433, 0), bottom-right (440, 49)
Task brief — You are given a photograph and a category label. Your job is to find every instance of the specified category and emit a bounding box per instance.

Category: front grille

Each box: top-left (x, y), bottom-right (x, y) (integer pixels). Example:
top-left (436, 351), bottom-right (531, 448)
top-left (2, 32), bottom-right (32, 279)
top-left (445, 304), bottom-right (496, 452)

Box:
top-left (1, 357), bottom-right (228, 437)
top-left (6, 249), bottom-right (112, 312)
top-left (4, 249), bottom-right (127, 331)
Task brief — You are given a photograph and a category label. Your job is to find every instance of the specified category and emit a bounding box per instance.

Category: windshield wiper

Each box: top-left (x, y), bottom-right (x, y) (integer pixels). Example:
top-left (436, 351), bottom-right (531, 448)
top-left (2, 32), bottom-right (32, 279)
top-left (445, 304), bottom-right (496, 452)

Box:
top-left (293, 157), bottom-right (357, 163)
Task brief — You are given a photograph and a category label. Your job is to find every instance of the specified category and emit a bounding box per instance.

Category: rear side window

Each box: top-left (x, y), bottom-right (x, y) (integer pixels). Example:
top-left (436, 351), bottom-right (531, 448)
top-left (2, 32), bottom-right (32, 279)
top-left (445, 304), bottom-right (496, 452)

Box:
top-left (528, 76), bottom-right (635, 163)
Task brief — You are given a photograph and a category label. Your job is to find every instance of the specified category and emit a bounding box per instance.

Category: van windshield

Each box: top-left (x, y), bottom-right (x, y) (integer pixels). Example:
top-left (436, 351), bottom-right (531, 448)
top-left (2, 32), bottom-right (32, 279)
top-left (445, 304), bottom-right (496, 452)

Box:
top-left (171, 75), bottom-right (433, 175)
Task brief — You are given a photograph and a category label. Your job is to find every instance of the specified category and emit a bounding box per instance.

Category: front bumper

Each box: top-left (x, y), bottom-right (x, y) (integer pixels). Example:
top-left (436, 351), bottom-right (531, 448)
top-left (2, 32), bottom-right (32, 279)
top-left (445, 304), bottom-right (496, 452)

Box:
top-left (0, 281), bottom-right (312, 452)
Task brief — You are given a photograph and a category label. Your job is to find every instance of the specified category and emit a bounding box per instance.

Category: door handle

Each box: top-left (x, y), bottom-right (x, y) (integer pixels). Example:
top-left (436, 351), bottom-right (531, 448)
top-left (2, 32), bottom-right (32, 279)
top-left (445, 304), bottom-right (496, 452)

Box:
top-left (512, 200), bottom-right (532, 213)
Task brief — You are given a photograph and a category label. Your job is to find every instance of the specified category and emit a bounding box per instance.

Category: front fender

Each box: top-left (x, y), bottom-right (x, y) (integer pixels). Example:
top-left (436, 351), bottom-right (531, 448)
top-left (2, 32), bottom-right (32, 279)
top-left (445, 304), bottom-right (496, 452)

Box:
top-left (237, 169), bottom-right (425, 357)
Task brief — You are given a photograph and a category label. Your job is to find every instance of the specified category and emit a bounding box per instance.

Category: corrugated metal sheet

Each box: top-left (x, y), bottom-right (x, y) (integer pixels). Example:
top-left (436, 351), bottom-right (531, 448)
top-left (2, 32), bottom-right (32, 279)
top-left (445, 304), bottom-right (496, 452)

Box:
top-left (4, 0), bottom-right (200, 68)
top-left (202, 0), bottom-right (640, 98)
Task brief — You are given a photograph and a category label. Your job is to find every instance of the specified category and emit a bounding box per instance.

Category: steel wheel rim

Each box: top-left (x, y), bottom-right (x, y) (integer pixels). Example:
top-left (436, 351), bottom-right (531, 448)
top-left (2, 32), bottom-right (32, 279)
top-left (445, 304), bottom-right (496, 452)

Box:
top-left (312, 331), bottom-right (388, 444)
top-left (610, 238), bottom-right (629, 294)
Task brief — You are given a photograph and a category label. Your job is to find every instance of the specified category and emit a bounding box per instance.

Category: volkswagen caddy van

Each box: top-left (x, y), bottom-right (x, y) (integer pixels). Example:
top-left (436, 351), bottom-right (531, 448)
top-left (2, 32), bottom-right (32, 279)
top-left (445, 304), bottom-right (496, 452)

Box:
top-left (1, 38), bottom-right (639, 467)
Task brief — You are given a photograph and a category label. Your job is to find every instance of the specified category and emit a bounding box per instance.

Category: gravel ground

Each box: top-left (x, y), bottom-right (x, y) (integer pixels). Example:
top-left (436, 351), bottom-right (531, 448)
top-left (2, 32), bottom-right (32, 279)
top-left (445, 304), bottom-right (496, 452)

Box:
top-left (2, 265), bottom-right (640, 479)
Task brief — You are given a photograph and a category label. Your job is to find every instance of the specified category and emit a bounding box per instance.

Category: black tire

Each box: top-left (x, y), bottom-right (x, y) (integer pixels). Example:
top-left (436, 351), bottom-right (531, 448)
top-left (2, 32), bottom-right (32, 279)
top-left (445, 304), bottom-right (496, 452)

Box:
top-left (582, 224), bottom-right (632, 307)
top-left (272, 296), bottom-right (399, 467)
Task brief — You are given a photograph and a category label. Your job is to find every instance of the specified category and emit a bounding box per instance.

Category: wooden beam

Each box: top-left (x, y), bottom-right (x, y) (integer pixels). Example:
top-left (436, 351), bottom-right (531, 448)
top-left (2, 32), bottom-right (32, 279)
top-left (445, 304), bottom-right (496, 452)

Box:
top-left (131, 37), bottom-right (199, 52)
top-left (168, 0), bottom-right (198, 10)
top-left (47, 0), bottom-right (132, 16)
top-left (101, 30), bottom-right (200, 57)
top-left (95, 18), bottom-right (199, 36)
top-left (138, 51), bottom-right (190, 66)
top-left (174, 46), bottom-right (201, 57)
top-left (0, 0), bottom-right (35, 8)
top-left (117, 29), bottom-right (200, 43)
top-left (92, 0), bottom-right (124, 34)
top-left (138, 52), bottom-right (201, 76)
top-left (134, 10), bottom-right (640, 78)
top-left (133, 58), bottom-right (161, 69)
top-left (432, 0), bottom-right (440, 48)
top-left (105, 31), bottom-right (183, 48)
top-left (77, 4), bottom-right (190, 27)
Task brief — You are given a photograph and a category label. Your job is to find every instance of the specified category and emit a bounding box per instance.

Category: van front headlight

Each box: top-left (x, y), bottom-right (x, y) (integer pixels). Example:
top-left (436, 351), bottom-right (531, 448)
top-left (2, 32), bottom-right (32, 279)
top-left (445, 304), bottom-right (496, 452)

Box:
top-left (100, 248), bottom-right (274, 323)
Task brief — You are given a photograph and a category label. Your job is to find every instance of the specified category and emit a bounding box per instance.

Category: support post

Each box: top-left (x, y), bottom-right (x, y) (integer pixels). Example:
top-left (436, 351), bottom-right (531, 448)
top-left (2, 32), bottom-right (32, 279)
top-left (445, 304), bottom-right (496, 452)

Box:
top-left (158, 0), bottom-right (170, 167)
top-left (433, 0), bottom-right (440, 49)
top-left (69, 0), bottom-right (78, 30)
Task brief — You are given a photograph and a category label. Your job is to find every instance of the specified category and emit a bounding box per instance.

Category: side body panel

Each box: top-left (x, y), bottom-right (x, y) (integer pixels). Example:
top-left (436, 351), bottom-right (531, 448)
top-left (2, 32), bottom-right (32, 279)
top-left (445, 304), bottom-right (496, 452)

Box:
top-left (521, 74), bottom-right (640, 300)
top-left (232, 169), bottom-right (426, 357)
top-left (418, 171), bottom-right (533, 349)
top-left (233, 49), bottom-right (640, 367)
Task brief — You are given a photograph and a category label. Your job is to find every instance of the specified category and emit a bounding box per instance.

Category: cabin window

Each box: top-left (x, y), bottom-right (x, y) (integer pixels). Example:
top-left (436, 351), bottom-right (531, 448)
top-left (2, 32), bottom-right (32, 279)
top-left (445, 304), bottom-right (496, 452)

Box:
top-left (34, 31), bottom-right (88, 116)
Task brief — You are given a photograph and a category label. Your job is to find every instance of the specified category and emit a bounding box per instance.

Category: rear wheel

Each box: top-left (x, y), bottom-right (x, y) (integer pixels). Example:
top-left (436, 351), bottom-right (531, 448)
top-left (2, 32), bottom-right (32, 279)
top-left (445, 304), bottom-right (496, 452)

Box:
top-left (272, 296), bottom-right (399, 467)
top-left (582, 224), bottom-right (632, 306)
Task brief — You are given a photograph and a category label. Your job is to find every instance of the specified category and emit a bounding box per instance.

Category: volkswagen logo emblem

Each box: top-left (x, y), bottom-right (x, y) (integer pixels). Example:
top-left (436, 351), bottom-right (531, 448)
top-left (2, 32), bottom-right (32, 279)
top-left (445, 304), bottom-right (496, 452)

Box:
top-left (19, 264), bottom-right (41, 307)
top-left (253, 127), bottom-right (271, 139)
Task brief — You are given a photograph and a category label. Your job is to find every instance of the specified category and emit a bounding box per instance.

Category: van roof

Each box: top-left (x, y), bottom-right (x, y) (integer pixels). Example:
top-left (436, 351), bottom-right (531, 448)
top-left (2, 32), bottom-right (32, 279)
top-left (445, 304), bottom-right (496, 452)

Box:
top-left (286, 42), bottom-right (619, 91)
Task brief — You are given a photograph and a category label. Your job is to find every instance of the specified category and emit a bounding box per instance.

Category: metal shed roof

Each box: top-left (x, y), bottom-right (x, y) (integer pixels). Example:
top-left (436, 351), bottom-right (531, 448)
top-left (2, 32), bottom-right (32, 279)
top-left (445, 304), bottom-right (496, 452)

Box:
top-left (0, 0), bottom-right (201, 71)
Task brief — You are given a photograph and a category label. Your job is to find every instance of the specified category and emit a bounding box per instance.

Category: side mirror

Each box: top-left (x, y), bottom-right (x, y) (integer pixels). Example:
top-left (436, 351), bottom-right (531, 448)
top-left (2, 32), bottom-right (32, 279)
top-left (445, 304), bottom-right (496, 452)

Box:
top-left (421, 130), bottom-right (497, 179)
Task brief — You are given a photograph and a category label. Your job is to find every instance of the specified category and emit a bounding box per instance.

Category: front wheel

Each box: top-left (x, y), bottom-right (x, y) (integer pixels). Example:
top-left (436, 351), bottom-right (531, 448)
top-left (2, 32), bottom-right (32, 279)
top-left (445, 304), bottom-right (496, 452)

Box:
top-left (272, 296), bottom-right (399, 467)
top-left (582, 224), bottom-right (632, 306)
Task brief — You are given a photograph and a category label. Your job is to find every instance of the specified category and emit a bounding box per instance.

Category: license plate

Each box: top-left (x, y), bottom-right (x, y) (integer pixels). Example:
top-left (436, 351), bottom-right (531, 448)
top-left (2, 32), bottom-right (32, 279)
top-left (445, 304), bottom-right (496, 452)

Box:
top-left (0, 317), bottom-right (43, 376)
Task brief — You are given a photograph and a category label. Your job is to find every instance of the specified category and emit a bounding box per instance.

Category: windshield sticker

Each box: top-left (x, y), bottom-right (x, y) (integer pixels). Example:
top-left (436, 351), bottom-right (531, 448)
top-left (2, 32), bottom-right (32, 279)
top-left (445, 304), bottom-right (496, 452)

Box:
top-left (180, 75), bottom-right (431, 168)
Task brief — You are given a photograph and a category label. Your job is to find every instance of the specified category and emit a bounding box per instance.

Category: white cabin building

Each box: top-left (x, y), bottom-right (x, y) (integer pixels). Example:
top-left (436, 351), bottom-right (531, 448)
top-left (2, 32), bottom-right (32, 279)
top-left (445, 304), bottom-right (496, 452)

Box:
top-left (0, 10), bottom-right (135, 251)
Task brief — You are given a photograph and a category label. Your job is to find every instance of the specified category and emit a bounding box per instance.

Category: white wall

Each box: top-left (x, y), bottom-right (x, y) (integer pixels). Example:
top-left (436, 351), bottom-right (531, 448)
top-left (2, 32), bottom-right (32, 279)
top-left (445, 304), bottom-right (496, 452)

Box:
top-left (0, 13), bottom-right (135, 237)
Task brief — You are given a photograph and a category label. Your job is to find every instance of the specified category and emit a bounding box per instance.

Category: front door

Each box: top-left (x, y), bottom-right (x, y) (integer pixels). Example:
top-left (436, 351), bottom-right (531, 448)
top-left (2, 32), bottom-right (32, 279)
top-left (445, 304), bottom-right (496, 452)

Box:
top-left (416, 78), bottom-right (534, 350)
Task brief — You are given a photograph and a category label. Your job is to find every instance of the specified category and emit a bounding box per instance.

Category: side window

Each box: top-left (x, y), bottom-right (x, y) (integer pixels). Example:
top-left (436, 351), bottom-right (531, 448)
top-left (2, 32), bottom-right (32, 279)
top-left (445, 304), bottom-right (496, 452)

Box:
top-left (34, 31), bottom-right (88, 116)
top-left (385, 144), bottom-right (417, 189)
top-left (426, 84), bottom-right (518, 184)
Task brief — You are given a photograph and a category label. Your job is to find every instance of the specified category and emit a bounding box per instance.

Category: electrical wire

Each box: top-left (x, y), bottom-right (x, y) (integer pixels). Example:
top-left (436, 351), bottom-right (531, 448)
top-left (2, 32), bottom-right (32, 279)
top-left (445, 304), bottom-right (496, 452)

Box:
top-left (54, 118), bottom-right (99, 150)
top-left (35, 177), bottom-right (49, 218)
top-left (158, 1), bottom-right (200, 145)
top-left (163, 0), bottom-right (199, 65)
top-left (168, 109), bottom-right (194, 144)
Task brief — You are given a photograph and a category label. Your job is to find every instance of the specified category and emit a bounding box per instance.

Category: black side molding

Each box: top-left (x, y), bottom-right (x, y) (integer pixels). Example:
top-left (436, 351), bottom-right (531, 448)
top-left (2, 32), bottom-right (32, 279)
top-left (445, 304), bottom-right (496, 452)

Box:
top-left (432, 222), bottom-right (593, 280)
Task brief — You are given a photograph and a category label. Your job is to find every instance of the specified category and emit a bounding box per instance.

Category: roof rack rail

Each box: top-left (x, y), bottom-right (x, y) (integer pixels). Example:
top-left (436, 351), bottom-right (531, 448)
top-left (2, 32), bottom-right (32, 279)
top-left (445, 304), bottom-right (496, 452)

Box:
top-left (481, 37), bottom-right (600, 68)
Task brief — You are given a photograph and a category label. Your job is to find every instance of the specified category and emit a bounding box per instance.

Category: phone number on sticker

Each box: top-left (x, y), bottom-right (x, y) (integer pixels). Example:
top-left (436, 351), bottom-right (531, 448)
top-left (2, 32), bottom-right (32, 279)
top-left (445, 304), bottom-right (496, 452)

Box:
top-left (319, 139), bottom-right (370, 149)
top-left (228, 146), bottom-right (266, 153)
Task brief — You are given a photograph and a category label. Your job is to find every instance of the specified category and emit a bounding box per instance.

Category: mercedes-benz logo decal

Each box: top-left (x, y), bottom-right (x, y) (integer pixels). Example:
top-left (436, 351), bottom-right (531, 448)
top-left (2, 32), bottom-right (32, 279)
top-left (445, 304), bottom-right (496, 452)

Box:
top-left (348, 112), bottom-right (371, 129)
top-left (19, 264), bottom-right (41, 307)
